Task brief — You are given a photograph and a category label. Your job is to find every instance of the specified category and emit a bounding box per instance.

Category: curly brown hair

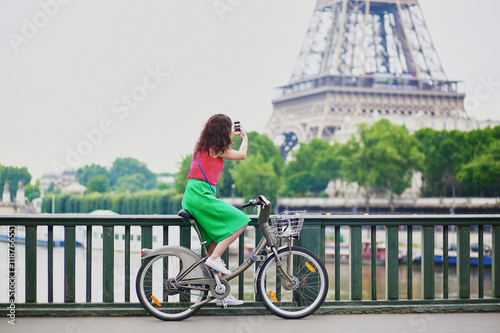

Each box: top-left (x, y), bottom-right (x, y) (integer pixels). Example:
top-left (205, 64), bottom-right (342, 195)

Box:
top-left (196, 114), bottom-right (233, 156)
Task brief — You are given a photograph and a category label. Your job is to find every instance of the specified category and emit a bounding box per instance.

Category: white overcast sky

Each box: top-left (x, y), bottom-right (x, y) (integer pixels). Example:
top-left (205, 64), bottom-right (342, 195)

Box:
top-left (1, 0), bottom-right (499, 181)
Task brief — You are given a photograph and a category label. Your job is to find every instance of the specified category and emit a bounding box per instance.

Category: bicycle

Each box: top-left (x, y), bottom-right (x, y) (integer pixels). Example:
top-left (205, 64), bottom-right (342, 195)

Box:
top-left (135, 195), bottom-right (328, 320)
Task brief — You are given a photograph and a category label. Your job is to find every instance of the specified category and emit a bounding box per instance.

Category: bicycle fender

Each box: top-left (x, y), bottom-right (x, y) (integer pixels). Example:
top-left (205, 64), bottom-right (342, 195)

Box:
top-left (141, 245), bottom-right (212, 280)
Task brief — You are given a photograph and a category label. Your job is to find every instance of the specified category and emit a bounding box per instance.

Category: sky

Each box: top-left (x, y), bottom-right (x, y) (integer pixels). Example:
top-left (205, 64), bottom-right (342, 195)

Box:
top-left (1, 0), bottom-right (499, 181)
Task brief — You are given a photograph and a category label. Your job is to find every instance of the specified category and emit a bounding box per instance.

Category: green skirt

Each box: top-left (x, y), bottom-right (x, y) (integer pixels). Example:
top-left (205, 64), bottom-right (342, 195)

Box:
top-left (181, 179), bottom-right (250, 246)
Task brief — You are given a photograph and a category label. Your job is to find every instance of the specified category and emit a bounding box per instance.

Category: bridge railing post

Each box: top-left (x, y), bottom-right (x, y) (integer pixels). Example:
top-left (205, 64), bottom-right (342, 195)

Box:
top-left (493, 225), bottom-right (500, 298)
top-left (349, 226), bottom-right (362, 301)
top-left (25, 225), bottom-right (37, 303)
top-left (421, 224), bottom-right (435, 299)
top-left (457, 225), bottom-right (471, 299)
top-left (103, 226), bottom-right (114, 302)
top-left (386, 225), bottom-right (399, 300)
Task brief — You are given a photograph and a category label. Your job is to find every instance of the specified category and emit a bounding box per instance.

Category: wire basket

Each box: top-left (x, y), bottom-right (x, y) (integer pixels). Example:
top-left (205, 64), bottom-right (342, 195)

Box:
top-left (269, 211), bottom-right (306, 239)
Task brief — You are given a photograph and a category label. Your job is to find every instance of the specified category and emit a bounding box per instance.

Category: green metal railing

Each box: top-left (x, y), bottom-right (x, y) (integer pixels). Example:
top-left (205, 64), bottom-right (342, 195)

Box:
top-left (1, 214), bottom-right (499, 316)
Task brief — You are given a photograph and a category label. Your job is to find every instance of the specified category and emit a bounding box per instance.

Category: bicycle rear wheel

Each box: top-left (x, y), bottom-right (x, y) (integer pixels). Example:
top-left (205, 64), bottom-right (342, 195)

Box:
top-left (256, 247), bottom-right (328, 319)
top-left (136, 254), bottom-right (208, 321)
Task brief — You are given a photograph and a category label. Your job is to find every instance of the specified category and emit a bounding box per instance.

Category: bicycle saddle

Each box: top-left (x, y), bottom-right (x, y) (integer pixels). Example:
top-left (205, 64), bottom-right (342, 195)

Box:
top-left (178, 210), bottom-right (193, 223)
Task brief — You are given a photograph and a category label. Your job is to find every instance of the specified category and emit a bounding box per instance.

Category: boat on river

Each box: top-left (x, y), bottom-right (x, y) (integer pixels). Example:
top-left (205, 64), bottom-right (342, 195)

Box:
top-left (412, 243), bottom-right (492, 267)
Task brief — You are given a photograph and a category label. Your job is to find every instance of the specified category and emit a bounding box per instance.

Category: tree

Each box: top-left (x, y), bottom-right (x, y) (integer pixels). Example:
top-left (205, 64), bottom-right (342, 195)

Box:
top-left (158, 182), bottom-right (172, 190)
top-left (339, 119), bottom-right (424, 212)
top-left (230, 153), bottom-right (279, 206)
top-left (24, 179), bottom-right (41, 201)
top-left (219, 132), bottom-right (283, 197)
top-left (0, 164), bottom-right (32, 199)
top-left (76, 164), bottom-right (109, 186)
top-left (284, 139), bottom-right (341, 196)
top-left (413, 128), bottom-right (467, 197)
top-left (110, 157), bottom-right (156, 189)
top-left (115, 173), bottom-right (146, 193)
top-left (247, 132), bottom-right (284, 178)
top-left (457, 139), bottom-right (500, 196)
top-left (86, 175), bottom-right (110, 194)
top-left (175, 154), bottom-right (192, 194)
top-left (413, 127), bottom-right (500, 197)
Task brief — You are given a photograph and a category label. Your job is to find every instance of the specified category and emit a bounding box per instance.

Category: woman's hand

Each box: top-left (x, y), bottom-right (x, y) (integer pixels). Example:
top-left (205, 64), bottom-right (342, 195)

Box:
top-left (234, 125), bottom-right (246, 138)
top-left (220, 126), bottom-right (248, 161)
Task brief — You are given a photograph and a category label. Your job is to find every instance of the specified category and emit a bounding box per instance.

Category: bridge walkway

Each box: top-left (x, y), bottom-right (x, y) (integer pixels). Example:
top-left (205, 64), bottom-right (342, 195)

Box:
top-left (2, 313), bottom-right (499, 333)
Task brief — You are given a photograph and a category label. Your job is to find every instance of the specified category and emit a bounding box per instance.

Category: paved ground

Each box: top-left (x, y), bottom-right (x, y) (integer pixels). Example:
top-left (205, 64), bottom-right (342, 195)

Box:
top-left (1, 313), bottom-right (500, 333)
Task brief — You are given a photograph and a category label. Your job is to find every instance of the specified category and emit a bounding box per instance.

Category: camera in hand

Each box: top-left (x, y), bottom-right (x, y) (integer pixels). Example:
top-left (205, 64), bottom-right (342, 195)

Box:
top-left (234, 121), bottom-right (241, 134)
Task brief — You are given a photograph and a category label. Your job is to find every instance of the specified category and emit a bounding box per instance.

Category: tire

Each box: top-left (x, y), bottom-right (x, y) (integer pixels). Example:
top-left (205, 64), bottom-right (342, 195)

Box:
top-left (136, 254), bottom-right (208, 321)
top-left (256, 247), bottom-right (328, 319)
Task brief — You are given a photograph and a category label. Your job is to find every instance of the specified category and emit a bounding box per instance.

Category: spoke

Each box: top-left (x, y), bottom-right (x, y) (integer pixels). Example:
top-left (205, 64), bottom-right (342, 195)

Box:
top-left (260, 249), bottom-right (326, 316)
top-left (138, 254), bottom-right (208, 319)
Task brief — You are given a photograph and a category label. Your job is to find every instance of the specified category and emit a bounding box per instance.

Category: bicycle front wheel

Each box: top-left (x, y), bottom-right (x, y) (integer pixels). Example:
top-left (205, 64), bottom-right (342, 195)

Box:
top-left (256, 247), bottom-right (328, 319)
top-left (136, 254), bottom-right (208, 321)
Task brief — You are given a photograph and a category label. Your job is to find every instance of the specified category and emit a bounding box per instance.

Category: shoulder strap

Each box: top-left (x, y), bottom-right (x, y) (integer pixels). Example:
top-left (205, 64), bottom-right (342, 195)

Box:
top-left (195, 153), bottom-right (218, 197)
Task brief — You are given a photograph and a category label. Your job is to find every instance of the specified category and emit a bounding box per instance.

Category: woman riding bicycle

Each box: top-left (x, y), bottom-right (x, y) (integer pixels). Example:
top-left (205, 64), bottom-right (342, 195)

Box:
top-left (181, 113), bottom-right (250, 306)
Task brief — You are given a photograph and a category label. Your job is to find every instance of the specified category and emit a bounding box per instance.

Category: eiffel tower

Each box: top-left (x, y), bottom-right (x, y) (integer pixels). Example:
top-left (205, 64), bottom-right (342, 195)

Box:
top-left (264, 0), bottom-right (467, 157)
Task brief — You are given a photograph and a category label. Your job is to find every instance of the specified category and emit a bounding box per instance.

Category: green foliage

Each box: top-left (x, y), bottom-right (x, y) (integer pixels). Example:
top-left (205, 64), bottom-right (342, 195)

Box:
top-left (76, 164), bottom-right (109, 186)
top-left (284, 138), bottom-right (341, 196)
top-left (55, 193), bottom-right (71, 213)
top-left (110, 157), bottom-right (156, 189)
top-left (76, 157), bottom-right (158, 192)
top-left (414, 126), bottom-right (500, 197)
top-left (85, 175), bottom-right (110, 194)
top-left (0, 164), bottom-right (32, 199)
top-left (41, 189), bottom-right (182, 214)
top-left (230, 153), bottom-right (278, 206)
top-left (115, 173), bottom-right (146, 193)
top-left (337, 119), bottom-right (424, 211)
top-left (158, 182), bottom-right (171, 190)
top-left (24, 179), bottom-right (41, 201)
top-left (457, 139), bottom-right (500, 196)
top-left (218, 160), bottom-right (239, 197)
top-left (247, 132), bottom-right (284, 178)
top-left (414, 128), bottom-right (465, 197)
top-left (175, 154), bottom-right (192, 194)
top-left (41, 194), bottom-right (52, 213)
top-left (219, 131), bottom-right (283, 198)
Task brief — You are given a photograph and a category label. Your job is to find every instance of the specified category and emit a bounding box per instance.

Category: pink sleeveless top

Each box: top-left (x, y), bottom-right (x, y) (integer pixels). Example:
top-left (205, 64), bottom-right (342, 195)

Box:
top-left (187, 150), bottom-right (224, 186)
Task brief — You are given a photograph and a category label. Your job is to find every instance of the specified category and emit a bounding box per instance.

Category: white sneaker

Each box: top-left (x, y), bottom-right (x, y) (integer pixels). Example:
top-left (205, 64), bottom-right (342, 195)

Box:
top-left (205, 257), bottom-right (231, 275)
top-left (216, 294), bottom-right (244, 307)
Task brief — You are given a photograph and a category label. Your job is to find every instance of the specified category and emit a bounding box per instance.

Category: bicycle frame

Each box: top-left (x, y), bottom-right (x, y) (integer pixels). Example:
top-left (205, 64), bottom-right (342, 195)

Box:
top-left (140, 197), bottom-right (295, 308)
top-left (225, 201), bottom-right (275, 279)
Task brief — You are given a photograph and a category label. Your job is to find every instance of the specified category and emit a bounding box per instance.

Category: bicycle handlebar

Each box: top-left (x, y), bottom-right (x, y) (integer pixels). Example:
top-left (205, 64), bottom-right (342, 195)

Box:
top-left (242, 195), bottom-right (271, 208)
